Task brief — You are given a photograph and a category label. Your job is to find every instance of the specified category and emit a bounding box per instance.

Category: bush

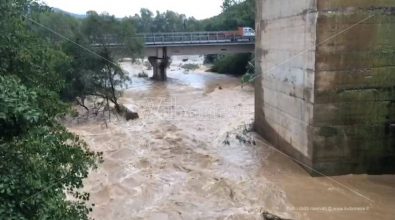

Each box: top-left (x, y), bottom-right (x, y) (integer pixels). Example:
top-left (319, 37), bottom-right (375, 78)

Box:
top-left (241, 56), bottom-right (256, 84)
top-left (211, 53), bottom-right (252, 75)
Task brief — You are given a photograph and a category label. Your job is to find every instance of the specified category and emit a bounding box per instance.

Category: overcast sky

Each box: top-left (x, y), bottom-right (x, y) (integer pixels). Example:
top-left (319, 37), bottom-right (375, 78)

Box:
top-left (43, 0), bottom-right (223, 19)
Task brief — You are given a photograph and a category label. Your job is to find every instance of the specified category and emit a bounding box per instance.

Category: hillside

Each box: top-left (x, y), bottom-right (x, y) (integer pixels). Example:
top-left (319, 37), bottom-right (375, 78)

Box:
top-left (52, 7), bottom-right (86, 19)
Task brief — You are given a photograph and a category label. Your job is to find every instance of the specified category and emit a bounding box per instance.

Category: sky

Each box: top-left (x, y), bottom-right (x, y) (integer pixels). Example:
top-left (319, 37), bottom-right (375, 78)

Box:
top-left (43, 0), bottom-right (223, 20)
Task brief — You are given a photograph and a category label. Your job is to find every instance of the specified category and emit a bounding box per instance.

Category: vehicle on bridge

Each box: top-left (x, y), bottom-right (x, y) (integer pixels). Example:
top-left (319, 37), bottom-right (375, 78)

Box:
top-left (226, 27), bottom-right (256, 42)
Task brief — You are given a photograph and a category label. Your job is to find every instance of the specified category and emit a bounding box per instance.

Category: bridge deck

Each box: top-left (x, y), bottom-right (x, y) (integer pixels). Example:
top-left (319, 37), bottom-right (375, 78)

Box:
top-left (139, 31), bottom-right (255, 47)
top-left (96, 31), bottom-right (255, 48)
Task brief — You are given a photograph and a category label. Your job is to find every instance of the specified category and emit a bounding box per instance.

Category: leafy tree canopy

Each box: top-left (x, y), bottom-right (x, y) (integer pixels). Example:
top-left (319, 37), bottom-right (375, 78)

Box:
top-left (0, 0), bottom-right (101, 219)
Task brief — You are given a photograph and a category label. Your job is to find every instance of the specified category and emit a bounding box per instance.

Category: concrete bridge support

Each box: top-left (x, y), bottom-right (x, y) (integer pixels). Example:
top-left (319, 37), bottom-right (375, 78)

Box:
top-left (255, 0), bottom-right (395, 175)
top-left (148, 47), bottom-right (170, 81)
top-left (148, 56), bottom-right (169, 81)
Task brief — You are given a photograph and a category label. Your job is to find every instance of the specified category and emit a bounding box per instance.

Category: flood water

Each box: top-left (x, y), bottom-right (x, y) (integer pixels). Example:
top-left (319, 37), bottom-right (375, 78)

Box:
top-left (66, 56), bottom-right (395, 220)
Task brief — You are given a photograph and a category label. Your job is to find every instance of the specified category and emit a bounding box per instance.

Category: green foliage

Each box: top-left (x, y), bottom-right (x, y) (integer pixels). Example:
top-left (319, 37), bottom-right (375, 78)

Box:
top-left (241, 56), bottom-right (256, 84)
top-left (0, 0), bottom-right (100, 219)
top-left (0, 125), bottom-right (99, 220)
top-left (33, 9), bottom-right (81, 45)
top-left (81, 11), bottom-right (143, 57)
top-left (211, 53), bottom-right (252, 75)
top-left (33, 9), bottom-right (143, 111)
top-left (221, 0), bottom-right (243, 11)
top-left (0, 125), bottom-right (98, 220)
top-left (0, 76), bottom-right (101, 220)
top-left (203, 0), bottom-right (256, 76)
top-left (0, 76), bottom-right (42, 139)
top-left (78, 12), bottom-right (140, 110)
top-left (132, 8), bottom-right (204, 33)
top-left (90, 48), bottom-right (129, 109)
top-left (202, 0), bottom-right (255, 31)
top-left (60, 36), bottom-right (102, 106)
top-left (1, 2), bottom-right (72, 120)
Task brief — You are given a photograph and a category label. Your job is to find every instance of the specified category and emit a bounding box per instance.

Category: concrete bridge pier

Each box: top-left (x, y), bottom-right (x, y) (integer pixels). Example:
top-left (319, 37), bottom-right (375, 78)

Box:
top-left (148, 47), bottom-right (170, 81)
top-left (255, 0), bottom-right (395, 176)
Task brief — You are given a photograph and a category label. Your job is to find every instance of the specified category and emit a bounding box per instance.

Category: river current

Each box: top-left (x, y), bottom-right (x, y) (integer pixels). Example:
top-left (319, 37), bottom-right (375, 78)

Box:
top-left (66, 56), bottom-right (395, 220)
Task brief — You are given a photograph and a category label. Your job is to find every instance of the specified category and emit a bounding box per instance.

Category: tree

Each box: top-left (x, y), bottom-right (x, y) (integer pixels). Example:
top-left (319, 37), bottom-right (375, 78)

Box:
top-left (0, 76), bottom-right (101, 220)
top-left (221, 0), bottom-right (241, 11)
top-left (79, 11), bottom-right (142, 113)
top-left (138, 8), bottom-right (154, 32)
top-left (202, 0), bottom-right (256, 75)
top-left (61, 34), bottom-right (104, 111)
top-left (131, 8), bottom-right (203, 33)
top-left (32, 9), bottom-right (81, 46)
top-left (211, 53), bottom-right (252, 75)
top-left (0, 0), bottom-right (100, 219)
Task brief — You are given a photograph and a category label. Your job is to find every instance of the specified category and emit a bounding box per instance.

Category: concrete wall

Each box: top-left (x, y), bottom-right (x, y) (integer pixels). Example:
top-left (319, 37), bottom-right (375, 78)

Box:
top-left (313, 1), bottom-right (395, 174)
top-left (255, 0), bottom-right (395, 175)
top-left (255, 0), bottom-right (318, 168)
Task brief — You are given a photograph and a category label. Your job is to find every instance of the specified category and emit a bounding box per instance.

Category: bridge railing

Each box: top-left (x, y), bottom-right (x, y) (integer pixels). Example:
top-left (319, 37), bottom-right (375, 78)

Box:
top-left (137, 31), bottom-right (255, 46)
top-left (90, 31), bottom-right (255, 47)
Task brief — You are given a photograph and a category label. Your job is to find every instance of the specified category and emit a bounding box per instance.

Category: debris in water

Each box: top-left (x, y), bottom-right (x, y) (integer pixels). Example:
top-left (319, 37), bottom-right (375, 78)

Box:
top-left (223, 132), bottom-right (230, 145)
top-left (262, 211), bottom-right (291, 220)
top-left (118, 104), bottom-right (139, 121)
top-left (137, 71), bottom-right (148, 78)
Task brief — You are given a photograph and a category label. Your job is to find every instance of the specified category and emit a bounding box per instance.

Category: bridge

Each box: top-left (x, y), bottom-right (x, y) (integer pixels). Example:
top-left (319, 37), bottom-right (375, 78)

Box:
top-left (140, 32), bottom-right (254, 56)
top-left (100, 31), bottom-right (255, 80)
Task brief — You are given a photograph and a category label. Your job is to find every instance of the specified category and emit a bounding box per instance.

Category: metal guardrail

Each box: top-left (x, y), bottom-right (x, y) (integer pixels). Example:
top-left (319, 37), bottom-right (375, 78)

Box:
top-left (92, 31), bottom-right (255, 47)
top-left (138, 31), bottom-right (255, 46)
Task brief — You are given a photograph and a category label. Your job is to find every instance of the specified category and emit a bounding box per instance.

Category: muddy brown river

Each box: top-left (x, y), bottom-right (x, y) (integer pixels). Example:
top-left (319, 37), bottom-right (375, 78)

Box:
top-left (66, 56), bottom-right (395, 220)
